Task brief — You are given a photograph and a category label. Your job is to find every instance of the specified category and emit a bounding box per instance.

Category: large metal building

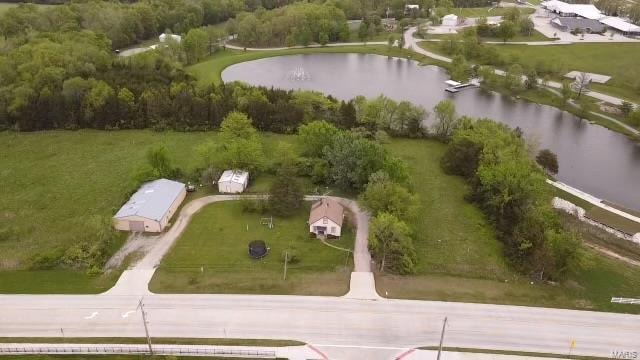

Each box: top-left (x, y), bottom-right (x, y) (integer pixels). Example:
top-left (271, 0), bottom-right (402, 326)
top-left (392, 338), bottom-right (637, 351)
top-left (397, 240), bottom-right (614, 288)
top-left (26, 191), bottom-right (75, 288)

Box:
top-left (113, 179), bottom-right (186, 233)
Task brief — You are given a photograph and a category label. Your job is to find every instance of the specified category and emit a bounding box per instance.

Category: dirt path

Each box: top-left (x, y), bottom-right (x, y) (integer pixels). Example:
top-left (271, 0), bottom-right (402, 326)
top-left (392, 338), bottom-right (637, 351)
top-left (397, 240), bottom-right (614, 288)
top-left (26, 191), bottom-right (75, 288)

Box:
top-left (584, 242), bottom-right (640, 267)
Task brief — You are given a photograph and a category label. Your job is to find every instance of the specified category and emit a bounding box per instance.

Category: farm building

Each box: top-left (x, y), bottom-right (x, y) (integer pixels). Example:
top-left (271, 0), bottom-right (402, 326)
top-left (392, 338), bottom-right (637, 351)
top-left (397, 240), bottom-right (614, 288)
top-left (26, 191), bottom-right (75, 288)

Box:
top-left (599, 17), bottom-right (640, 35)
top-left (309, 198), bottom-right (344, 238)
top-left (551, 17), bottom-right (606, 33)
top-left (159, 33), bottom-right (182, 43)
top-left (113, 179), bottom-right (186, 233)
top-left (441, 14), bottom-right (458, 27)
top-left (541, 0), bottom-right (603, 19)
top-left (218, 170), bottom-right (249, 194)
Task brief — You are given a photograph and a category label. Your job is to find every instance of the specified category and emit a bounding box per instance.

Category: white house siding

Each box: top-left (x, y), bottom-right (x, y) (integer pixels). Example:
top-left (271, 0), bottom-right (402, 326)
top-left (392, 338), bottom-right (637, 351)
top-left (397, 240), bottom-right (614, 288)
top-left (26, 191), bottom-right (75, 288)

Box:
top-left (309, 217), bottom-right (342, 237)
top-left (218, 181), bottom-right (245, 193)
top-left (159, 187), bottom-right (186, 229)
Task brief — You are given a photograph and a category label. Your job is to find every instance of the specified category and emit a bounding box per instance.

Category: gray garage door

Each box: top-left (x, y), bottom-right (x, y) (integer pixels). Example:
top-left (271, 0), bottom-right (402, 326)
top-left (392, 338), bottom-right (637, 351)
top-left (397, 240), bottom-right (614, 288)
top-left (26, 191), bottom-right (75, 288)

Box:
top-left (129, 221), bottom-right (145, 232)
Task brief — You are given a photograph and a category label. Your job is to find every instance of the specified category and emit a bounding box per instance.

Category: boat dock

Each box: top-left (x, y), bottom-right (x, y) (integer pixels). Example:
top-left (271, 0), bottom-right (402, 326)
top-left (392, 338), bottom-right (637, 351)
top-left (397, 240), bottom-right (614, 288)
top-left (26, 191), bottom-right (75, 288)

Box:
top-left (445, 79), bottom-right (479, 93)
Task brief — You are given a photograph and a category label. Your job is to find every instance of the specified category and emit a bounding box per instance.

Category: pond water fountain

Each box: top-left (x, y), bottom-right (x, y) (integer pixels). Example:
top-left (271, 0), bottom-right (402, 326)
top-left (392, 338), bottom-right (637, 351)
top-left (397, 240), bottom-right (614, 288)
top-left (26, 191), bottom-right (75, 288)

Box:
top-left (286, 66), bottom-right (311, 81)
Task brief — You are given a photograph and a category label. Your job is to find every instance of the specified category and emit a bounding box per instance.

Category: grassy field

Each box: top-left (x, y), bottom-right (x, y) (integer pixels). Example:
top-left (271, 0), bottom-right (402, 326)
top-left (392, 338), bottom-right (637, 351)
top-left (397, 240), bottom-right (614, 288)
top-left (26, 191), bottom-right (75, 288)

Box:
top-left (482, 43), bottom-right (640, 103)
top-left (422, 29), bottom-right (551, 43)
top-left (187, 45), bottom-right (443, 85)
top-left (378, 139), bottom-right (640, 313)
top-left (7, 356), bottom-right (278, 360)
top-left (0, 130), bottom-right (303, 293)
top-left (149, 201), bottom-right (354, 295)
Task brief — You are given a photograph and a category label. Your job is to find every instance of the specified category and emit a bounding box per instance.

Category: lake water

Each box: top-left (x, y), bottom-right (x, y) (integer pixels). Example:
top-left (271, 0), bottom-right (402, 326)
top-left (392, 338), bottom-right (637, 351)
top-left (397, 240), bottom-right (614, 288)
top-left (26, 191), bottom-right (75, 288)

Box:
top-left (222, 53), bottom-right (640, 211)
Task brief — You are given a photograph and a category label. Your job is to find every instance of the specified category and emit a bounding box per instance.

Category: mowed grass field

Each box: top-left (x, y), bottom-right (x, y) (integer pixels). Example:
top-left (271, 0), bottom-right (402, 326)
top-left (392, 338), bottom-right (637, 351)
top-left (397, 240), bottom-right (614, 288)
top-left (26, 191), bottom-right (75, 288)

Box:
top-left (379, 139), bottom-right (640, 313)
top-left (455, 6), bottom-right (535, 17)
top-left (482, 43), bottom-right (640, 103)
top-left (149, 202), bottom-right (354, 295)
top-left (0, 130), bottom-right (298, 293)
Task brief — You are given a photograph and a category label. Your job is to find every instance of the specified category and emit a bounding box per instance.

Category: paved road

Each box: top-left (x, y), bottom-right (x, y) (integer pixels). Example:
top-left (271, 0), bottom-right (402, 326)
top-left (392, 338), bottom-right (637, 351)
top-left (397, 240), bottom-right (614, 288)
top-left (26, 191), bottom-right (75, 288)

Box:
top-left (0, 294), bottom-right (638, 358)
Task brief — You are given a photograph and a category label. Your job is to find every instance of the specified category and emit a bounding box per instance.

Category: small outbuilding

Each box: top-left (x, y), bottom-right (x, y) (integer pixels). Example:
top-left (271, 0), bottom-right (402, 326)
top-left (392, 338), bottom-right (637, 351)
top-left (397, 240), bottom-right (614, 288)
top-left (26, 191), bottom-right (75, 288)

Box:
top-left (113, 179), bottom-right (186, 233)
top-left (442, 14), bottom-right (459, 27)
top-left (309, 198), bottom-right (344, 238)
top-left (218, 170), bottom-right (249, 194)
top-left (159, 33), bottom-right (182, 43)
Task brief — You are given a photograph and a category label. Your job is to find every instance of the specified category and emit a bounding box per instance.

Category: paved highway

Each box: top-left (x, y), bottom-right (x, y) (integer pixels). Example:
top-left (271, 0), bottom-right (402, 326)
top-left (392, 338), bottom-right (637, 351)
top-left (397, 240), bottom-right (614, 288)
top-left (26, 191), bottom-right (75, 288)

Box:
top-left (1, 293), bottom-right (638, 358)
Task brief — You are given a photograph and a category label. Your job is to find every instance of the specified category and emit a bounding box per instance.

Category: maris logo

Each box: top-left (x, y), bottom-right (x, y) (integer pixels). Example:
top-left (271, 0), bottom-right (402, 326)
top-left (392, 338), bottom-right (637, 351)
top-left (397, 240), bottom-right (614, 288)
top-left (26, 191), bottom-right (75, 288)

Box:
top-left (611, 350), bottom-right (638, 359)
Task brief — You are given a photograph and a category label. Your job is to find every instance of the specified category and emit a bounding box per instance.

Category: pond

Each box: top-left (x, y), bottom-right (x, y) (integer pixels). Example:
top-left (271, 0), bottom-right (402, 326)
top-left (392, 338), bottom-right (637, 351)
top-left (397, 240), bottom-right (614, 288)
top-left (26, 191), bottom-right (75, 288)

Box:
top-left (222, 53), bottom-right (640, 211)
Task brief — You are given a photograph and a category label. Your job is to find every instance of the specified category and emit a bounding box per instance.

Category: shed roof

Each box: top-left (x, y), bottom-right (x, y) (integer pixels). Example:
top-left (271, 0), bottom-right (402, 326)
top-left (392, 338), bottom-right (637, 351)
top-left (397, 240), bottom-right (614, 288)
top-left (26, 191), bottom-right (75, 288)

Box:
top-left (218, 170), bottom-right (249, 185)
top-left (443, 14), bottom-right (458, 20)
top-left (309, 198), bottom-right (344, 227)
top-left (114, 179), bottom-right (185, 221)
top-left (599, 16), bottom-right (640, 33)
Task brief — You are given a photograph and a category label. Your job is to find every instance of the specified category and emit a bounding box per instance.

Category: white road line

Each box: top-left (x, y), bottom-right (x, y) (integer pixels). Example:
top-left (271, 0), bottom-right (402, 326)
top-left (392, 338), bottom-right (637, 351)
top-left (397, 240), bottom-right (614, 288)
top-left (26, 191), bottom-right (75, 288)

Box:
top-left (121, 310), bottom-right (135, 318)
top-left (83, 312), bottom-right (99, 320)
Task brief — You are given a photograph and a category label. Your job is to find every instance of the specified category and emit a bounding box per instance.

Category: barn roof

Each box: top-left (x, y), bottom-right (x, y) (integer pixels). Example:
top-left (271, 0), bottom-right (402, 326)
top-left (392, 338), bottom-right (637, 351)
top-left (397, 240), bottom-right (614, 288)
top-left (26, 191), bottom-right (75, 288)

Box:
top-left (114, 179), bottom-right (185, 221)
top-left (309, 198), bottom-right (344, 226)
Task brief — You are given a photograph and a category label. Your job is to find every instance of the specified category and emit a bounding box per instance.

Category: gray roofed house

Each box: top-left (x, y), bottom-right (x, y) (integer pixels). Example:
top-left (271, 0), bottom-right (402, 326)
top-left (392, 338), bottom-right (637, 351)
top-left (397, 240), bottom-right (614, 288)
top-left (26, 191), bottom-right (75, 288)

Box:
top-left (551, 17), bottom-right (606, 33)
top-left (113, 178), bottom-right (187, 232)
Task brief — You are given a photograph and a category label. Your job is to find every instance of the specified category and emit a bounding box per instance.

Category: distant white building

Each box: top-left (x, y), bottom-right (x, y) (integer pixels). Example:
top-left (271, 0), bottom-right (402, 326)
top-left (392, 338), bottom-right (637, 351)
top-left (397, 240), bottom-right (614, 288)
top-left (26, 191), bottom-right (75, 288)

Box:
top-left (405, 4), bottom-right (420, 15)
top-left (113, 179), bottom-right (186, 233)
top-left (159, 33), bottom-right (182, 43)
top-left (442, 14), bottom-right (459, 27)
top-left (218, 170), bottom-right (249, 194)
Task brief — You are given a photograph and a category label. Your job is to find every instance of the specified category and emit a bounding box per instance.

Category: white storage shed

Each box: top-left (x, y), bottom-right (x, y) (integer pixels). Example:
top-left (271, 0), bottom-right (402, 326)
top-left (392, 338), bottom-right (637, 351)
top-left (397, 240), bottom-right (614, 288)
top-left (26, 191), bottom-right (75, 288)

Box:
top-left (218, 170), bottom-right (249, 194)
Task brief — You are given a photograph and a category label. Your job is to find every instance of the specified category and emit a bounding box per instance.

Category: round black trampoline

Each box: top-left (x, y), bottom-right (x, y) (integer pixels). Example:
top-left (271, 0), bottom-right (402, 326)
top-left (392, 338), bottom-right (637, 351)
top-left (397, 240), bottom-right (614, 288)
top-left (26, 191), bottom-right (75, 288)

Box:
top-left (248, 240), bottom-right (268, 259)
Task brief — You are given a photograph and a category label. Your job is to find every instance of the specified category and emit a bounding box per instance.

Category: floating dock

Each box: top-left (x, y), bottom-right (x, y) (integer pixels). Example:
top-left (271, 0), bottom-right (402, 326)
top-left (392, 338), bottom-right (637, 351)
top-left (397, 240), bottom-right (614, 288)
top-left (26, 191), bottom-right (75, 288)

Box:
top-left (445, 79), bottom-right (479, 93)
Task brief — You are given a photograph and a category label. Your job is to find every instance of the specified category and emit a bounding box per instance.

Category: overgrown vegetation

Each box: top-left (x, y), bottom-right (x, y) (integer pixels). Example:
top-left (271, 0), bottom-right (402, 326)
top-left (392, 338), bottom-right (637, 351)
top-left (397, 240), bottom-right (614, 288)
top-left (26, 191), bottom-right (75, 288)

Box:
top-left (440, 117), bottom-right (583, 280)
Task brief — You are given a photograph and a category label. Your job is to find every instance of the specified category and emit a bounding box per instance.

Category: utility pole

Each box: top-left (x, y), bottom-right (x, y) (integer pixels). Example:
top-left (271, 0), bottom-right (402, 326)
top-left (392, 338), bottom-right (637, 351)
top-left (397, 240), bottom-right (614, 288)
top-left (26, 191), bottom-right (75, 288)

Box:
top-left (137, 299), bottom-right (153, 355)
top-left (436, 317), bottom-right (448, 360)
top-left (283, 251), bottom-right (289, 281)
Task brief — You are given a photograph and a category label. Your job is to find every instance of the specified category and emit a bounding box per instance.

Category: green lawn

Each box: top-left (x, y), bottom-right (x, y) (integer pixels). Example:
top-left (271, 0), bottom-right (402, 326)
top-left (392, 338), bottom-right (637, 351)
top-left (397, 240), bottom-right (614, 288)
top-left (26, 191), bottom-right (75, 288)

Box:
top-left (0, 130), bottom-right (299, 293)
top-left (421, 29), bottom-right (550, 43)
top-left (187, 45), bottom-right (442, 85)
top-left (9, 356), bottom-right (276, 360)
top-left (385, 139), bottom-right (511, 279)
top-left (149, 201), bottom-right (354, 295)
top-left (0, 338), bottom-right (302, 346)
top-left (482, 43), bottom-right (640, 103)
top-left (380, 139), bottom-right (640, 314)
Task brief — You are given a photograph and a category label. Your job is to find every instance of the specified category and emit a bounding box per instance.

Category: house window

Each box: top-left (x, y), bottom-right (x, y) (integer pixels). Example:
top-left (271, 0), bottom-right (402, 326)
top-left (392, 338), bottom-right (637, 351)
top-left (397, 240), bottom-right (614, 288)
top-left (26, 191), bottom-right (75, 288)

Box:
top-left (331, 226), bottom-right (336, 234)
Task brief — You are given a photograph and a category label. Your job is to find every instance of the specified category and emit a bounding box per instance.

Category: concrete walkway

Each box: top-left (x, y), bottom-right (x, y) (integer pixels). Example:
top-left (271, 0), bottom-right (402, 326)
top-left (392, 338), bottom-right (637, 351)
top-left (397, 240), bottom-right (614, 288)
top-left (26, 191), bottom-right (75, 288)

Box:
top-left (104, 194), bottom-right (377, 298)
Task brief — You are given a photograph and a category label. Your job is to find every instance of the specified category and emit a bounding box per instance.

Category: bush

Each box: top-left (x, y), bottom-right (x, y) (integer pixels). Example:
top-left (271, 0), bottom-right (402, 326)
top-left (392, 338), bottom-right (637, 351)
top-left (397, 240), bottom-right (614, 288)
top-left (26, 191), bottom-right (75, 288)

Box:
top-left (281, 247), bottom-right (301, 265)
top-left (239, 198), bottom-right (269, 213)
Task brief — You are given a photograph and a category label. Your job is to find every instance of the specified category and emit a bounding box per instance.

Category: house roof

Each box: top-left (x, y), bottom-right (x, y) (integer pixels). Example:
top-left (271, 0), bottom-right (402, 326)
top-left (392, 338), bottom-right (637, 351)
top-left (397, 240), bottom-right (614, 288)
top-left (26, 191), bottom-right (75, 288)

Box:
top-left (599, 16), bottom-right (640, 33)
top-left (309, 198), bottom-right (344, 227)
top-left (114, 179), bottom-right (185, 221)
top-left (551, 17), bottom-right (606, 32)
top-left (218, 170), bottom-right (249, 185)
top-left (443, 14), bottom-right (458, 20)
top-left (159, 33), bottom-right (182, 42)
